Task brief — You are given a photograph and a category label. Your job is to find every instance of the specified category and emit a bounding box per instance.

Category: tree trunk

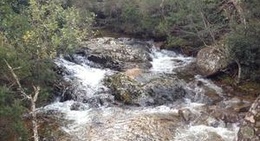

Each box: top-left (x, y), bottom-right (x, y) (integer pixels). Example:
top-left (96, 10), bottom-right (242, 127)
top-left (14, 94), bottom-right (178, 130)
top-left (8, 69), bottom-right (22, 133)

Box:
top-left (31, 98), bottom-right (39, 141)
top-left (4, 60), bottom-right (40, 141)
top-left (235, 60), bottom-right (241, 84)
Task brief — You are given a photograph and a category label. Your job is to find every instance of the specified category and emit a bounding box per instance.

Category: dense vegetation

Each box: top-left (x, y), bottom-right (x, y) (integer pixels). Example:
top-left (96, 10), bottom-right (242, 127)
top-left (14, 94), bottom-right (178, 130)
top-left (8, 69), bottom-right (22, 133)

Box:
top-left (0, 0), bottom-right (259, 140)
top-left (0, 0), bottom-right (93, 140)
top-left (76, 0), bottom-right (260, 81)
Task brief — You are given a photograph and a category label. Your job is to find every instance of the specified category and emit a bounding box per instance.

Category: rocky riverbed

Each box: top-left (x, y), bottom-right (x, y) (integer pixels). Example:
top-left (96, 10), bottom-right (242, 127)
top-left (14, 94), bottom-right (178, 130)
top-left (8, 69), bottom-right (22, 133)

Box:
top-left (36, 37), bottom-right (257, 141)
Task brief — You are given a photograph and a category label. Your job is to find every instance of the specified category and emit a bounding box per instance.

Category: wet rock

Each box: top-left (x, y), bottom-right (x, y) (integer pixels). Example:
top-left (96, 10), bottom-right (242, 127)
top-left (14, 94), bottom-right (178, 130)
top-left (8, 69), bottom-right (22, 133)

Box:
top-left (238, 125), bottom-right (256, 140)
top-left (52, 79), bottom-right (74, 102)
top-left (196, 47), bottom-right (231, 76)
top-left (143, 76), bottom-right (189, 105)
top-left (208, 117), bottom-right (226, 128)
top-left (104, 73), bottom-right (146, 105)
top-left (238, 95), bottom-right (260, 141)
top-left (234, 103), bottom-right (252, 113)
top-left (86, 111), bottom-right (182, 141)
top-left (80, 37), bottom-right (152, 70)
top-left (185, 76), bottom-right (224, 105)
top-left (178, 109), bottom-right (193, 123)
top-left (191, 108), bottom-right (227, 128)
top-left (104, 73), bottom-right (190, 106)
top-left (83, 97), bottom-right (104, 108)
top-left (203, 90), bottom-right (223, 105)
top-left (175, 125), bottom-right (226, 141)
top-left (124, 67), bottom-right (142, 79)
top-left (180, 131), bottom-right (224, 141)
top-left (207, 106), bottom-right (241, 124)
top-left (70, 102), bottom-right (88, 111)
top-left (175, 62), bottom-right (198, 81)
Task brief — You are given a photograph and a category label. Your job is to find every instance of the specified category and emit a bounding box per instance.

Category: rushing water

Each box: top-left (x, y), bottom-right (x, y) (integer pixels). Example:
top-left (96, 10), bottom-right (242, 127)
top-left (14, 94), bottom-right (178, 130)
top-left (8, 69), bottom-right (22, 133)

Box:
top-left (41, 38), bottom-right (238, 141)
top-left (150, 47), bottom-right (194, 73)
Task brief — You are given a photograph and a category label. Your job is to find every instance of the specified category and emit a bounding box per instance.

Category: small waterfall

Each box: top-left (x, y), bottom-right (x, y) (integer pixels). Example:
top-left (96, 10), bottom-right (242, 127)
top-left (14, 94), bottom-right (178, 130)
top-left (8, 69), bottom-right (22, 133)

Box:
top-left (55, 56), bottom-right (114, 103)
top-left (194, 75), bottom-right (223, 95)
top-left (150, 47), bottom-right (194, 73)
top-left (40, 37), bottom-right (239, 141)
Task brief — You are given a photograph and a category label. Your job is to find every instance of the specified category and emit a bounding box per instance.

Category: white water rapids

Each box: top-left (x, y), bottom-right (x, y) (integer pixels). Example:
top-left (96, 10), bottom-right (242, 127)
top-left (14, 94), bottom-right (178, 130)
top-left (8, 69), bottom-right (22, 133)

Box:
top-left (41, 39), bottom-right (238, 141)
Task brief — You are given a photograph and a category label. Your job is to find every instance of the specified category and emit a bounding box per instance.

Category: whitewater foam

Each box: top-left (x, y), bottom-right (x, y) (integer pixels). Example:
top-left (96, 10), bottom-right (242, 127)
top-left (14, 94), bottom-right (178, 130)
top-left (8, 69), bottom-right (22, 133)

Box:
top-left (150, 47), bottom-right (195, 73)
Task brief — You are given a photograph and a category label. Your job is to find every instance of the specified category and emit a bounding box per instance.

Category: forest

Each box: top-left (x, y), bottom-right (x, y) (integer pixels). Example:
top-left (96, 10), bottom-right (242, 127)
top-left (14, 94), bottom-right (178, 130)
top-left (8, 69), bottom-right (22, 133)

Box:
top-left (0, 0), bottom-right (260, 140)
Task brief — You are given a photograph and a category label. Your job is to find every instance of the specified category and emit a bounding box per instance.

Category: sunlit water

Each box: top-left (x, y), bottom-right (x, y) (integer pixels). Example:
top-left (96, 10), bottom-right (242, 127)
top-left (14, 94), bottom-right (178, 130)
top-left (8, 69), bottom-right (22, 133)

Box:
top-left (42, 38), bottom-right (238, 141)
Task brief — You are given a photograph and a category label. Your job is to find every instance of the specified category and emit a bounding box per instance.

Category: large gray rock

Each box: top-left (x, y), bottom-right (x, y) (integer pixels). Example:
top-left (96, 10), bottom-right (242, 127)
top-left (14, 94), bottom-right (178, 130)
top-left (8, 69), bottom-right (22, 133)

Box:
top-left (143, 76), bottom-right (188, 106)
top-left (78, 37), bottom-right (152, 71)
top-left (104, 72), bottom-right (190, 106)
top-left (196, 47), bottom-right (231, 76)
top-left (104, 73), bottom-right (147, 105)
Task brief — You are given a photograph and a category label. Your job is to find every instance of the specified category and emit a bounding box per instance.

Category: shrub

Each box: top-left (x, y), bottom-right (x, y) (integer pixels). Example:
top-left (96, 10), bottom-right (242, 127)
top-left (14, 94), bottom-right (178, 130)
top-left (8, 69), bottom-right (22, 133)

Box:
top-left (0, 1), bottom-right (95, 139)
top-left (226, 21), bottom-right (260, 81)
top-left (0, 86), bottom-right (28, 141)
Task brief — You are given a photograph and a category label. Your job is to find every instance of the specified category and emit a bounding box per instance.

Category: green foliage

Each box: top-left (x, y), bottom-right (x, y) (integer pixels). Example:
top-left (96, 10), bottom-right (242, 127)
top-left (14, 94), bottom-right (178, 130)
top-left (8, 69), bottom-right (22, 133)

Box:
top-left (226, 21), bottom-right (260, 81)
top-left (86, 0), bottom-right (227, 47)
top-left (120, 1), bottom-right (142, 33)
top-left (166, 36), bottom-right (188, 48)
top-left (119, 0), bottom-right (163, 37)
top-left (1, 0), bottom-right (94, 92)
top-left (242, 0), bottom-right (260, 19)
top-left (0, 86), bottom-right (28, 141)
top-left (22, 0), bottom-right (94, 58)
top-left (0, 0), bottom-right (30, 42)
top-left (0, 1), bottom-right (95, 140)
top-left (162, 0), bottom-right (227, 48)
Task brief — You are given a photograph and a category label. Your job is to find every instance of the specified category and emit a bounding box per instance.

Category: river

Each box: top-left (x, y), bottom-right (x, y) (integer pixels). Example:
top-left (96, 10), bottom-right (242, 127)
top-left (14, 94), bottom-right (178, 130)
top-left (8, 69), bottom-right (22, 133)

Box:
top-left (38, 37), bottom-right (240, 141)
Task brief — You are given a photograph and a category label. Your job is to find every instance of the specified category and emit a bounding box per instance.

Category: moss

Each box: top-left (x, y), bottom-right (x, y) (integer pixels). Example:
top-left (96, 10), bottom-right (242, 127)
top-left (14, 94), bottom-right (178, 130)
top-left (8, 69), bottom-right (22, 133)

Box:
top-left (120, 92), bottom-right (132, 103)
top-left (240, 125), bottom-right (255, 139)
top-left (104, 73), bottom-right (144, 104)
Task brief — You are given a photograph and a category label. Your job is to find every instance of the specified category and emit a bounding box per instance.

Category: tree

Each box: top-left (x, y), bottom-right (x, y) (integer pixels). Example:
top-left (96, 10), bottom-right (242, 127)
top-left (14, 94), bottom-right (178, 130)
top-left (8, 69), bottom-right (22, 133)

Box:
top-left (23, 0), bottom-right (94, 59)
top-left (5, 60), bottom-right (40, 141)
top-left (161, 0), bottom-right (228, 48)
top-left (226, 22), bottom-right (260, 82)
top-left (0, 86), bottom-right (28, 141)
top-left (224, 0), bottom-right (260, 83)
top-left (0, 0), bottom-right (94, 140)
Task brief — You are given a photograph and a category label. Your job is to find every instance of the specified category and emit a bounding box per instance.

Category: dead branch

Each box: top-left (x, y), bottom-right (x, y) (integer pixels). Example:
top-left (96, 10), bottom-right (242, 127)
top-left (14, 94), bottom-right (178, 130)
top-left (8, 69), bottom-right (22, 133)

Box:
top-left (4, 59), bottom-right (40, 141)
top-left (4, 59), bottom-right (31, 99)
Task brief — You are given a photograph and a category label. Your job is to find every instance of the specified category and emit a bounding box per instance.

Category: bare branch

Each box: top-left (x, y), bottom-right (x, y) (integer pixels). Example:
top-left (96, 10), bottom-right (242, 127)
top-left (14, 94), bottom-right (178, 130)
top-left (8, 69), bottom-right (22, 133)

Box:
top-left (4, 59), bottom-right (31, 99)
top-left (33, 86), bottom-right (40, 102)
top-left (4, 59), bottom-right (40, 141)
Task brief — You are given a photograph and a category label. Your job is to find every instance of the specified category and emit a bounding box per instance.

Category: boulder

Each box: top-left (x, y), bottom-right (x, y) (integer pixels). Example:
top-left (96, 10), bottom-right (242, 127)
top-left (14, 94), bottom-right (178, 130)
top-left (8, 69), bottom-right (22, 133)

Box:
top-left (104, 73), bottom-right (147, 105)
top-left (196, 47), bottom-right (231, 76)
top-left (79, 37), bottom-right (152, 71)
top-left (104, 72), bottom-right (191, 106)
top-left (143, 76), bottom-right (189, 105)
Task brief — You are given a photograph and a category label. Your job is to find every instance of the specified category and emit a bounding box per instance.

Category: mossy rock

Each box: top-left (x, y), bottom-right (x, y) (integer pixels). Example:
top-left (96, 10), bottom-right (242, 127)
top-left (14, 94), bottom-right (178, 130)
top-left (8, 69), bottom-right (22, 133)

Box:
top-left (104, 73), bottom-right (146, 105)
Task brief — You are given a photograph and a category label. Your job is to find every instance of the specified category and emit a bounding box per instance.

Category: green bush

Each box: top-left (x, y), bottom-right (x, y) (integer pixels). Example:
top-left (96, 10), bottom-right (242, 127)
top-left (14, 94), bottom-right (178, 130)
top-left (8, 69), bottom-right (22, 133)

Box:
top-left (0, 86), bottom-right (28, 141)
top-left (0, 1), bottom-right (95, 139)
top-left (226, 22), bottom-right (260, 81)
top-left (0, 0), bottom-right (94, 98)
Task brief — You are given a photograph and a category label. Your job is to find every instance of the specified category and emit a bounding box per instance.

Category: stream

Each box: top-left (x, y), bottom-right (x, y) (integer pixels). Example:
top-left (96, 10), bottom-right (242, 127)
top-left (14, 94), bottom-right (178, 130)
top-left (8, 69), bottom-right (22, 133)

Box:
top-left (39, 37), bottom-right (241, 141)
